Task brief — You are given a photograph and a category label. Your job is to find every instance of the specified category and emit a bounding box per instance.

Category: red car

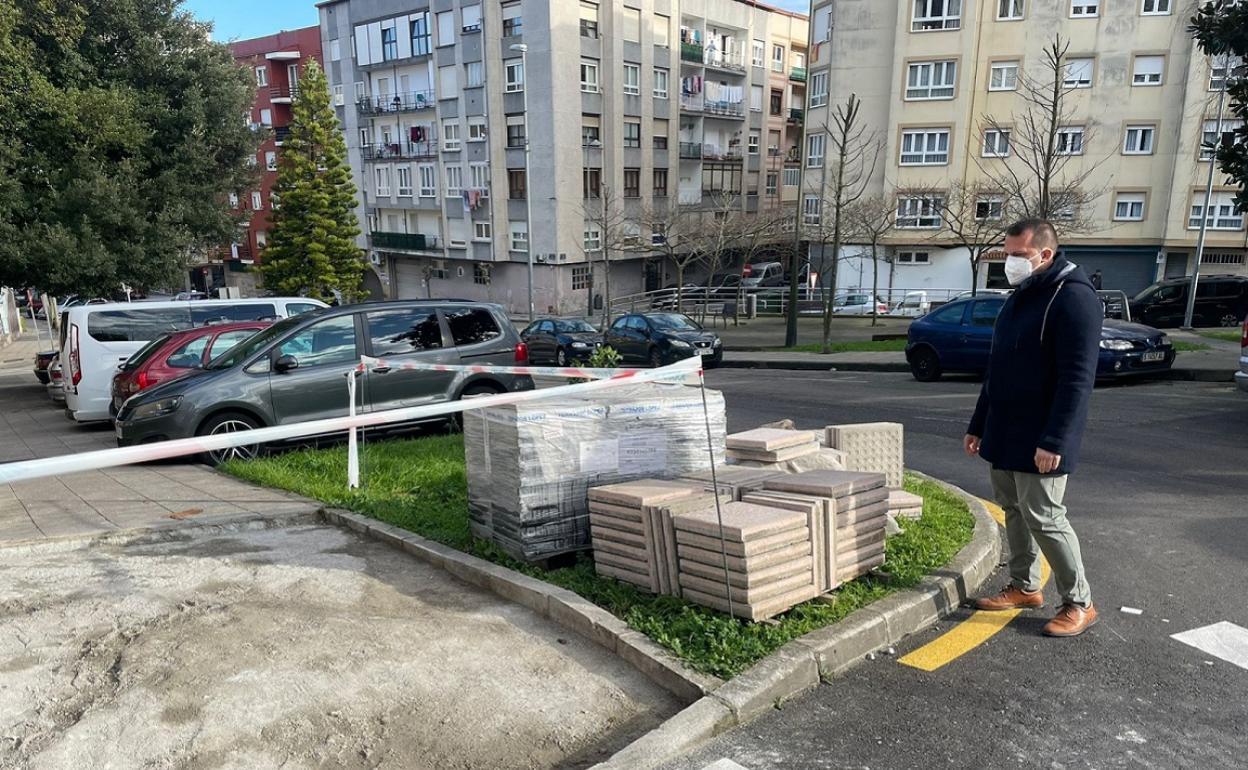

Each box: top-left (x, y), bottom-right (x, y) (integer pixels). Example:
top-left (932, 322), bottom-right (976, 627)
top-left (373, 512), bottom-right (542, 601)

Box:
top-left (110, 321), bottom-right (270, 415)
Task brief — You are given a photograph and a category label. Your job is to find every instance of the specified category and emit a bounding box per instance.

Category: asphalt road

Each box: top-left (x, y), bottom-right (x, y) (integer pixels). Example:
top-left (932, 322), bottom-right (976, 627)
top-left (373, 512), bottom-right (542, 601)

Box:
top-left (672, 370), bottom-right (1248, 769)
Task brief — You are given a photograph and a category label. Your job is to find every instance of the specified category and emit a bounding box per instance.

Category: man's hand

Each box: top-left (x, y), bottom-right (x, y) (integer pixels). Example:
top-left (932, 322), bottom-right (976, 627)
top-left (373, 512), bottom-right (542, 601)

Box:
top-left (963, 434), bottom-right (981, 458)
top-left (1035, 448), bottom-right (1062, 474)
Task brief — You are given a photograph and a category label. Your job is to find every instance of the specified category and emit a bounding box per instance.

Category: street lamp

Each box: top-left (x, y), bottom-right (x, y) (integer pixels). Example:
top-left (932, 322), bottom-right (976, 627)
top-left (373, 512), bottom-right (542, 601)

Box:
top-left (510, 43), bottom-right (535, 320)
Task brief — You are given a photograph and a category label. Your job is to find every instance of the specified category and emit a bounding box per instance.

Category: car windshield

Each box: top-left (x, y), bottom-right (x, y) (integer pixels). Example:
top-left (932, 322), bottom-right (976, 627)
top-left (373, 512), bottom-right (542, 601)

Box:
top-left (206, 315), bottom-right (303, 369)
top-left (554, 320), bottom-right (596, 333)
top-left (648, 313), bottom-right (701, 331)
top-left (1131, 285), bottom-right (1161, 303)
top-left (121, 334), bottom-right (172, 371)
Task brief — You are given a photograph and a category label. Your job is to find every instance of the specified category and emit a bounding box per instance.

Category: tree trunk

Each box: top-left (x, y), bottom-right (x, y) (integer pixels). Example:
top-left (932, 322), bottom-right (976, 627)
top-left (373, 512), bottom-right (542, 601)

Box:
top-left (600, 251), bottom-right (612, 328)
top-left (821, 222), bottom-right (842, 354)
top-left (870, 239), bottom-right (880, 327)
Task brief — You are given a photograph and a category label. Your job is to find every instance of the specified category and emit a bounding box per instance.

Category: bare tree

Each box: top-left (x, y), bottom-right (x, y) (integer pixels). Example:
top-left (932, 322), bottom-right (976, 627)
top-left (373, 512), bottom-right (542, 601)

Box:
top-left (918, 179), bottom-right (1012, 297)
top-left (635, 202), bottom-right (708, 312)
top-left (843, 194), bottom-right (896, 326)
top-left (977, 35), bottom-right (1108, 233)
top-left (580, 184), bottom-right (630, 326)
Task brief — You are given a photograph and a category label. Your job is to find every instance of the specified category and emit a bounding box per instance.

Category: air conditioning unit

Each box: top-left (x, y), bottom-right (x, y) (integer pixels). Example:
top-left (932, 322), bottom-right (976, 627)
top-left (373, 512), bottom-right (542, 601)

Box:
top-left (369, 252), bottom-right (382, 266)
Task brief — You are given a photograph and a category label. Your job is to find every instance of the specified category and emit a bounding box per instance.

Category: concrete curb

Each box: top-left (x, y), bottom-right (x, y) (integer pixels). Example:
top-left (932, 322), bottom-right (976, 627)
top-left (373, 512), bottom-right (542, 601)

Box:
top-left (318, 507), bottom-right (723, 703)
top-left (589, 474), bottom-right (1002, 770)
top-left (720, 357), bottom-right (1234, 382)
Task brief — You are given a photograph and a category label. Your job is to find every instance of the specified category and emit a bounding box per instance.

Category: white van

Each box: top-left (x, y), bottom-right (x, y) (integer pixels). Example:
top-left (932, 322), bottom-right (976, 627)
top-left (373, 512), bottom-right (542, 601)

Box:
top-left (61, 297), bottom-right (327, 422)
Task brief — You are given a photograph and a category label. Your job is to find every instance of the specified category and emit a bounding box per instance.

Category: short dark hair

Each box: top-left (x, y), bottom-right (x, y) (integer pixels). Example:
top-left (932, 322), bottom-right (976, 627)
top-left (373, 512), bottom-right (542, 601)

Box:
top-left (1006, 218), bottom-right (1059, 252)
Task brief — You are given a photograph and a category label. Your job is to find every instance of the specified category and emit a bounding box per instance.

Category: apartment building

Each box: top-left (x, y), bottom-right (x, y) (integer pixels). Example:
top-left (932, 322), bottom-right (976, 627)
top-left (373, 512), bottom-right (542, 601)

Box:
top-left (804, 0), bottom-right (1246, 297)
top-left (317, 0), bottom-right (807, 315)
top-left (196, 27), bottom-right (323, 296)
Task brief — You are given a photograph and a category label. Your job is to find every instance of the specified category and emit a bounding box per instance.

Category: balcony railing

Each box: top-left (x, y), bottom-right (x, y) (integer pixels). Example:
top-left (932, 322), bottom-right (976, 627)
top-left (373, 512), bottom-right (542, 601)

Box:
top-left (232, 245), bottom-right (254, 262)
top-left (269, 85), bottom-right (299, 101)
top-left (274, 126), bottom-right (292, 145)
top-left (790, 67), bottom-right (807, 82)
top-left (702, 147), bottom-right (743, 161)
top-left (680, 94), bottom-right (703, 112)
top-left (362, 141), bottom-right (439, 161)
top-left (703, 50), bottom-right (746, 72)
top-left (788, 108), bottom-right (804, 123)
top-left (703, 101), bottom-right (744, 118)
top-left (679, 142), bottom-right (702, 159)
top-left (681, 42), bottom-right (704, 63)
top-left (371, 231), bottom-right (440, 251)
top-left (357, 90), bottom-right (436, 115)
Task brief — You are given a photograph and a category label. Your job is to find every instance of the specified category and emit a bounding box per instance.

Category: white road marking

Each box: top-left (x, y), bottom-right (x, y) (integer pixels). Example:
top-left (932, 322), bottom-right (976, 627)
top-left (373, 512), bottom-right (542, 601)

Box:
top-left (1171, 621), bottom-right (1248, 670)
top-left (701, 760), bottom-right (750, 770)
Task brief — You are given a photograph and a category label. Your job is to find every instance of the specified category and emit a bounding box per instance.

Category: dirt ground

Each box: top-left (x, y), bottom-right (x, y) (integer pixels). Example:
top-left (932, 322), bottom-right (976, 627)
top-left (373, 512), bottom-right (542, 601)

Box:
top-left (0, 523), bottom-right (680, 769)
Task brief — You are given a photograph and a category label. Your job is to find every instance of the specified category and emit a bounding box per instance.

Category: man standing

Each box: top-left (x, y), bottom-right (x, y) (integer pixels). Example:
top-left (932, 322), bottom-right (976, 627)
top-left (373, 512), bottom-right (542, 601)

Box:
top-left (1090, 269), bottom-right (1104, 290)
top-left (965, 219), bottom-right (1102, 637)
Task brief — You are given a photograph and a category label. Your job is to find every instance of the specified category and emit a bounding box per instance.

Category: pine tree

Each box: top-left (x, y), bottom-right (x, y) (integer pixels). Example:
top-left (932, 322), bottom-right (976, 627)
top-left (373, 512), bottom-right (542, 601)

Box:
top-left (261, 59), bottom-right (365, 302)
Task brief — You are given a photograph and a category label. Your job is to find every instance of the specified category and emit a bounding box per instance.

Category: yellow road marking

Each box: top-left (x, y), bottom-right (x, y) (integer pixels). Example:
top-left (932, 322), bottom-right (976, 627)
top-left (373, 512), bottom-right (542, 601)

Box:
top-left (897, 500), bottom-right (1050, 672)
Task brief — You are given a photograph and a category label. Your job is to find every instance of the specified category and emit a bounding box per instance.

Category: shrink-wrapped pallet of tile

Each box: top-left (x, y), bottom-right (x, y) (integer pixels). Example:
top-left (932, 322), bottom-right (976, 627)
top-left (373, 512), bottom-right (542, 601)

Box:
top-left (463, 383), bottom-right (726, 562)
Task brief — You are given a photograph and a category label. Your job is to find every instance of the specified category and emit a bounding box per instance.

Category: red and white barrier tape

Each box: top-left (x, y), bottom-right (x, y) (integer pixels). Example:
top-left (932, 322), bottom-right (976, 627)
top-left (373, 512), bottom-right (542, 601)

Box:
top-left (0, 357), bottom-right (702, 486)
top-left (356, 355), bottom-right (639, 380)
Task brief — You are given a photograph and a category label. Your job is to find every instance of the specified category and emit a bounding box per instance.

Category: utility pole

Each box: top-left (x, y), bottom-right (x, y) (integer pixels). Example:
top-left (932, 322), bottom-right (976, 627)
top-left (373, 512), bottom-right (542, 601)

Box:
top-left (1184, 51), bottom-right (1232, 330)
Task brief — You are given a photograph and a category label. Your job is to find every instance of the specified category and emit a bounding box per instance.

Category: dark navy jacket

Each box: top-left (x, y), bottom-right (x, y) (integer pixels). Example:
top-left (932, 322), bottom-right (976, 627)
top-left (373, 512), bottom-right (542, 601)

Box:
top-left (968, 257), bottom-right (1103, 475)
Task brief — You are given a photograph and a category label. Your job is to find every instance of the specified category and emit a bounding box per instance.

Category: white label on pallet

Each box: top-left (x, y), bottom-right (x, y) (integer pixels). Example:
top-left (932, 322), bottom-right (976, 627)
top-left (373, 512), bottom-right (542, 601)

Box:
top-left (579, 439), bottom-right (620, 473)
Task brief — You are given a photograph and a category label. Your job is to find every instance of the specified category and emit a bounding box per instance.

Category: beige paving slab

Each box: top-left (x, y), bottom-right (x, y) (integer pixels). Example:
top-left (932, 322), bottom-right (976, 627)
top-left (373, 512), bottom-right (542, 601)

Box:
top-left (60, 471), bottom-right (148, 502)
top-left (672, 501), bottom-right (808, 540)
top-left (678, 571), bottom-right (815, 604)
top-left (725, 428), bottom-right (819, 452)
top-left (587, 480), bottom-right (703, 507)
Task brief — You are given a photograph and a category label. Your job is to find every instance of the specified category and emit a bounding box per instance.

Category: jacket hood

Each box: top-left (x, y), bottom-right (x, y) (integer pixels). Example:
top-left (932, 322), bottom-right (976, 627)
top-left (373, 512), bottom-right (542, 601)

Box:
top-left (1018, 256), bottom-right (1094, 294)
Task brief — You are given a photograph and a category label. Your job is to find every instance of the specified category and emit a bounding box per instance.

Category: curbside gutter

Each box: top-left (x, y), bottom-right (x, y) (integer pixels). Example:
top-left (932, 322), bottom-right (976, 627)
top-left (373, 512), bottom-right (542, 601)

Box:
top-left (719, 356), bottom-right (1235, 382)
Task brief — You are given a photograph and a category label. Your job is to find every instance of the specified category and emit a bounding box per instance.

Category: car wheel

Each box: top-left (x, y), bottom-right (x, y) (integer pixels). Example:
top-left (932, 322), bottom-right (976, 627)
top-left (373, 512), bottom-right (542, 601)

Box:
top-left (649, 348), bottom-right (663, 369)
top-left (1219, 313), bottom-right (1241, 328)
top-left (198, 412), bottom-right (262, 466)
top-left (909, 347), bottom-right (942, 382)
top-left (556, 347), bottom-right (568, 367)
top-left (449, 383), bottom-right (505, 431)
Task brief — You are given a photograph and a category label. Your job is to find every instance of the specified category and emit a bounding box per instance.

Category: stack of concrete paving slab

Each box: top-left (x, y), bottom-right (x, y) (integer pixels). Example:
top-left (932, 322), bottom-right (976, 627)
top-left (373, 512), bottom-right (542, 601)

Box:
top-left (672, 501), bottom-right (819, 621)
top-left (888, 489), bottom-right (924, 520)
top-left (825, 422), bottom-right (904, 489)
top-left (676, 465), bottom-right (784, 500)
top-left (725, 428), bottom-right (820, 464)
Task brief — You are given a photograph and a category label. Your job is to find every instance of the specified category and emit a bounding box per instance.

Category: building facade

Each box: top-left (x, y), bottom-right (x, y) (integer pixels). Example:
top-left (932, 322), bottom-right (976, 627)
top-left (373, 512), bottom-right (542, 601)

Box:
top-left (318, 0), bottom-right (807, 315)
top-left (804, 0), bottom-right (1246, 298)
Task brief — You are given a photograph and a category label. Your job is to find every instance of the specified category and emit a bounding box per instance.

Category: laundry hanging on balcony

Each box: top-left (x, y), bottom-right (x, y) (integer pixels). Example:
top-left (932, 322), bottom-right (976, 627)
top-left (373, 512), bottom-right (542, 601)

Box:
top-left (680, 76), bottom-right (703, 95)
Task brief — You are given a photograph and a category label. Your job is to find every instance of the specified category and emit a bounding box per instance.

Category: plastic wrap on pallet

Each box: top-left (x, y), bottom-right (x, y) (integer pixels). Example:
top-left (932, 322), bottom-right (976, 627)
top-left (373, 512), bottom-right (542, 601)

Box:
top-left (464, 383), bottom-right (727, 562)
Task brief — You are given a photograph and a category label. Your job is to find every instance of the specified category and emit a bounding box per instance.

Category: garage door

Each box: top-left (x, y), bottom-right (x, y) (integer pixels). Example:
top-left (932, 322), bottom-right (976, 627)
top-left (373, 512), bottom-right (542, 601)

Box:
top-left (393, 257), bottom-right (425, 299)
top-left (1065, 251), bottom-right (1158, 296)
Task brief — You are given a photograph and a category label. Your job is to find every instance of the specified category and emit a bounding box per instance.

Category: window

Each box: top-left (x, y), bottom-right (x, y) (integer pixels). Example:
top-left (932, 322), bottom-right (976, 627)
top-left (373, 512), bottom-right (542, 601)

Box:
top-left (397, 166), bottom-right (413, 197)
top-left (989, 61), bottom-right (1019, 91)
top-left (807, 134), bottom-right (825, 167)
top-left (380, 26), bottom-right (398, 61)
top-left (623, 168), bottom-right (640, 198)
top-left (803, 194), bottom-right (821, 225)
top-left (584, 225), bottom-right (602, 251)
top-left (374, 168), bottom-right (390, 197)
top-left (623, 7), bottom-right (641, 42)
top-left (473, 221), bottom-right (492, 241)
top-left (506, 119), bottom-right (526, 148)
top-left (580, 59), bottom-right (599, 92)
top-left (906, 60), bottom-right (957, 100)
top-left (405, 13), bottom-right (430, 56)
top-left (1201, 119), bottom-right (1244, 160)
top-left (810, 72), bottom-right (829, 107)
top-left (975, 196), bottom-right (1004, 220)
top-left (446, 308), bottom-right (502, 347)
top-left (438, 64), bottom-right (458, 94)
top-left (897, 250), bottom-right (931, 264)
top-left (1070, 0), bottom-right (1098, 17)
top-left (446, 165), bottom-right (462, 197)
top-left (751, 85), bottom-right (764, 112)
top-left (1063, 57), bottom-right (1094, 88)
top-left (502, 3), bottom-right (522, 36)
top-left (1056, 126), bottom-right (1085, 155)
top-left (508, 169), bottom-right (526, 199)
top-left (983, 128), bottom-right (1011, 157)
top-left (333, 85), bottom-right (344, 106)
top-left (255, 66), bottom-right (267, 87)
top-left (418, 164), bottom-right (436, 197)
top-left (469, 163), bottom-right (490, 193)
top-left (913, 0), bottom-right (962, 31)
top-left (998, 0), bottom-right (1024, 19)
top-left (748, 133), bottom-right (760, 154)
top-left (259, 108), bottom-right (272, 127)
top-left (653, 68), bottom-right (669, 98)
top-left (1209, 56), bottom-right (1243, 91)
top-left (1123, 125), bottom-right (1155, 155)
top-left (896, 195), bottom-right (943, 228)
top-left (436, 11), bottom-right (455, 46)
top-left (654, 13), bottom-right (670, 47)
top-left (971, 300), bottom-right (1003, 328)
top-left (653, 118), bottom-right (668, 148)
top-left (583, 168), bottom-right (601, 198)
top-left (900, 129), bottom-right (950, 165)
top-left (264, 151), bottom-right (277, 171)
top-left (367, 309), bottom-right (442, 356)
top-left (1200, 252), bottom-right (1246, 265)
top-left (327, 40), bottom-right (341, 63)
top-left (623, 63), bottom-right (640, 96)
top-left (1132, 55), bottom-right (1164, 86)
top-left (580, 2), bottom-right (599, 38)
top-left (653, 168), bottom-right (668, 196)
top-left (746, 40), bottom-right (762, 68)
top-left (354, 81), bottom-right (367, 103)
top-left (228, 192), bottom-right (239, 207)
top-left (461, 4), bottom-right (482, 32)
top-left (1053, 199), bottom-right (1077, 221)
top-left (1189, 192), bottom-right (1244, 230)
top-left (1141, 0), bottom-right (1169, 14)
top-left (505, 59), bottom-right (524, 92)
top-left (765, 173), bottom-right (778, 196)
top-left (443, 121), bottom-right (461, 152)
top-left (465, 61), bottom-right (484, 88)
top-left (702, 163), bottom-right (742, 195)
top-left (651, 224), bottom-right (667, 246)
top-left (772, 45), bottom-right (785, 72)
top-left (468, 117), bottom-right (487, 142)
top-left (1114, 193), bottom-right (1146, 221)
top-left (582, 116), bottom-right (601, 146)
top-left (509, 221), bottom-right (528, 252)
top-left (572, 266), bottom-right (592, 290)
top-left (770, 90), bottom-right (783, 115)
top-left (278, 315), bottom-right (358, 368)
top-left (783, 167), bottom-right (799, 187)
top-left (624, 121), bottom-right (641, 148)
top-left (250, 191), bottom-right (262, 209)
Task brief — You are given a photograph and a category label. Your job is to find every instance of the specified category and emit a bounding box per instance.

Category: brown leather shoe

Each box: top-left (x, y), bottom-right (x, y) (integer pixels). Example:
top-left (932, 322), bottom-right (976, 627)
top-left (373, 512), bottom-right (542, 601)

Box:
top-left (1043, 603), bottom-right (1098, 637)
top-left (975, 585), bottom-right (1045, 611)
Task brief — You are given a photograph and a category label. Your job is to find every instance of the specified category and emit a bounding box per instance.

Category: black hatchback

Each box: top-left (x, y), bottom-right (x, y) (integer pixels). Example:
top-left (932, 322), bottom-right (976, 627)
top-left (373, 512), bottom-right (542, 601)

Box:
top-left (1130, 275), bottom-right (1248, 328)
top-left (604, 313), bottom-right (722, 368)
top-left (520, 318), bottom-right (602, 365)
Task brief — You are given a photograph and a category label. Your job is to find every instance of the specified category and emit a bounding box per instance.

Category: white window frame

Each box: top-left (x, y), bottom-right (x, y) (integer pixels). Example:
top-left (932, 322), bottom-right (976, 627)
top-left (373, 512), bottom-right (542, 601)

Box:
top-left (354, 81), bottom-right (367, 103)
top-left (803, 194), bottom-right (821, 225)
top-left (771, 44), bottom-right (785, 72)
top-left (473, 221), bottom-right (492, 241)
top-left (332, 85), bottom-right (344, 106)
top-left (654, 68), bottom-right (669, 99)
top-left (584, 225), bottom-right (602, 252)
top-left (374, 168), bottom-right (391, 197)
top-left (905, 60), bottom-right (957, 100)
top-left (504, 59), bottom-right (524, 93)
top-left (250, 191), bottom-right (262, 209)
top-left (896, 196), bottom-right (944, 229)
top-left (989, 61), bottom-right (1019, 91)
top-left (1070, 0), bottom-right (1098, 17)
top-left (810, 71), bottom-right (828, 107)
top-left (1188, 192), bottom-right (1244, 231)
top-left (445, 165), bottom-right (462, 197)
top-left (806, 134), bottom-right (825, 168)
top-left (396, 166), bottom-right (413, 197)
top-left (442, 122), bottom-right (461, 152)
top-left (748, 133), bottom-right (760, 154)
top-left (1114, 193), bottom-right (1146, 221)
top-left (1123, 125), bottom-right (1155, 155)
top-left (752, 39), bottom-right (765, 68)
top-left (1141, 0), bottom-right (1170, 14)
top-left (330, 39), bottom-right (341, 61)
top-left (1063, 58), bottom-right (1094, 88)
top-left (900, 128), bottom-right (951, 166)
top-left (264, 151), bottom-right (277, 171)
top-left (259, 108), bottom-right (272, 127)
top-left (580, 60), bottom-right (600, 93)
top-left (1056, 126), bottom-right (1085, 156)
top-left (912, 0), bottom-right (962, 32)
top-left (997, 0), bottom-right (1024, 20)
top-left (783, 167), bottom-right (799, 187)
top-left (470, 162), bottom-right (490, 195)
top-left (1201, 119), bottom-right (1245, 161)
top-left (465, 61), bottom-right (484, 88)
top-left (975, 196), bottom-right (1004, 221)
top-left (1132, 55), bottom-right (1164, 86)
top-left (1209, 55), bottom-right (1243, 91)
top-left (468, 118), bottom-right (487, 142)
top-left (982, 128), bottom-right (1011, 157)
top-left (418, 164), bottom-right (437, 197)
top-left (623, 63), bottom-right (640, 96)
top-left (255, 66), bottom-right (267, 87)
top-left (509, 221), bottom-right (528, 252)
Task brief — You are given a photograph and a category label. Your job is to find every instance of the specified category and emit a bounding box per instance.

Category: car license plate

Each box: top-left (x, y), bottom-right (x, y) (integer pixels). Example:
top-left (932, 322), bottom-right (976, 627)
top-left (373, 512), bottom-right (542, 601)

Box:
top-left (697, 348), bottom-right (713, 356)
top-left (1141, 351), bottom-right (1165, 363)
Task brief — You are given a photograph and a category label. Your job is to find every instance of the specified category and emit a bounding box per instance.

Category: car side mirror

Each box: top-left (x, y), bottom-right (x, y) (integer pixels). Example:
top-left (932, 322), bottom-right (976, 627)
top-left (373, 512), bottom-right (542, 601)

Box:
top-left (274, 354), bottom-right (299, 373)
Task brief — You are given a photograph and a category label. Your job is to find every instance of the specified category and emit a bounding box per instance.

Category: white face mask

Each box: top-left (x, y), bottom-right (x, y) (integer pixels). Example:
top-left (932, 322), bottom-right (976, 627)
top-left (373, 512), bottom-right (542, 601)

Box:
top-left (1004, 255), bottom-right (1035, 286)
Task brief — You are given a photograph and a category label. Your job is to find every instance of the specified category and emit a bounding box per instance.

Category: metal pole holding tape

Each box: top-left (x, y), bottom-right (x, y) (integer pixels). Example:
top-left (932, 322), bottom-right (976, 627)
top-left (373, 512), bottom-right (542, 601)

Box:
top-left (347, 370), bottom-right (360, 490)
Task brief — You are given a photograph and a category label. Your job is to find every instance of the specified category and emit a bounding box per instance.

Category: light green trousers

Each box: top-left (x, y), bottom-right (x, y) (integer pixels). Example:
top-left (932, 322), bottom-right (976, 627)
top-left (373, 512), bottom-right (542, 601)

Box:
top-left (990, 469), bottom-right (1092, 608)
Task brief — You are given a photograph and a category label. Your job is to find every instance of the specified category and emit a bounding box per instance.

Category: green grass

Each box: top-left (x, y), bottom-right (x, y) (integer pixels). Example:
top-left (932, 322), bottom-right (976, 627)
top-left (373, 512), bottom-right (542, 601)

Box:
top-left (1173, 341), bottom-right (1212, 353)
top-left (772, 339), bottom-right (908, 354)
top-left (224, 439), bottom-right (974, 679)
top-left (1197, 330), bottom-right (1242, 344)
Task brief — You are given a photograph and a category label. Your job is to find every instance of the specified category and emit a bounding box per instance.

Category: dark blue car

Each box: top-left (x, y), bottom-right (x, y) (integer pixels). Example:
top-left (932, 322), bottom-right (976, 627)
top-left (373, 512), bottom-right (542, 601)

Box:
top-left (905, 296), bottom-right (1175, 382)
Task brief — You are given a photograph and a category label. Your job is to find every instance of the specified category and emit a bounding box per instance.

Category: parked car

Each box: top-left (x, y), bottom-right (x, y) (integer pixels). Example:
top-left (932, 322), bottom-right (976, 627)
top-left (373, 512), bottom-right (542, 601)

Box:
top-left (905, 296), bottom-right (1174, 382)
top-left (33, 350), bottom-right (56, 384)
top-left (110, 321), bottom-right (271, 416)
top-left (115, 301), bottom-right (534, 464)
top-left (520, 318), bottom-right (601, 366)
top-left (47, 356), bottom-right (65, 403)
top-left (833, 293), bottom-right (889, 316)
top-left (1129, 275), bottom-right (1248, 329)
top-left (1237, 316), bottom-right (1248, 395)
top-left (61, 297), bottom-right (326, 423)
top-left (603, 312), bottom-right (722, 368)
top-left (889, 291), bottom-right (931, 318)
top-left (741, 261), bottom-right (785, 289)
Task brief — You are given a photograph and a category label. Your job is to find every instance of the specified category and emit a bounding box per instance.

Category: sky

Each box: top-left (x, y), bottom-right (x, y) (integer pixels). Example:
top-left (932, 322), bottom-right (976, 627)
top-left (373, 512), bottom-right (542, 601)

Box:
top-left (185, 0), bottom-right (811, 42)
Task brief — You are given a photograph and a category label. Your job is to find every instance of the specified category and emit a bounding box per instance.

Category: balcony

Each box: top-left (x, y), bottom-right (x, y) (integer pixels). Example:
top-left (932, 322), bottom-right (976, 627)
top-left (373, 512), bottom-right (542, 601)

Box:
top-left (680, 94), bottom-right (704, 112)
top-left (362, 142), bottom-right (439, 161)
top-left (703, 50), bottom-right (746, 73)
top-left (232, 245), bottom-right (254, 262)
top-left (702, 146), bottom-right (743, 161)
top-left (371, 231), bottom-right (440, 252)
top-left (679, 142), bottom-right (703, 159)
top-left (790, 67), bottom-right (807, 82)
top-left (269, 85), bottom-right (298, 103)
top-left (274, 126), bottom-right (292, 145)
top-left (357, 90), bottom-right (436, 116)
top-left (703, 101), bottom-right (744, 118)
top-left (681, 42), bottom-right (704, 64)
top-left (788, 108), bottom-right (804, 124)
